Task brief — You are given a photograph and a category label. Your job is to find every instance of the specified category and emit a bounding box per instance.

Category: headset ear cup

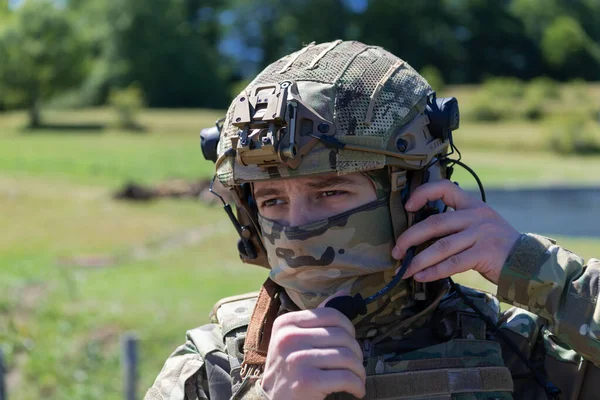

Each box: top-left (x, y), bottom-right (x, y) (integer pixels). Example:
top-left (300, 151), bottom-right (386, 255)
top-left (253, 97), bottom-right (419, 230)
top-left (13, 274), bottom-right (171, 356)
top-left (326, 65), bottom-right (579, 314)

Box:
top-left (232, 185), bottom-right (271, 269)
top-left (425, 96), bottom-right (460, 141)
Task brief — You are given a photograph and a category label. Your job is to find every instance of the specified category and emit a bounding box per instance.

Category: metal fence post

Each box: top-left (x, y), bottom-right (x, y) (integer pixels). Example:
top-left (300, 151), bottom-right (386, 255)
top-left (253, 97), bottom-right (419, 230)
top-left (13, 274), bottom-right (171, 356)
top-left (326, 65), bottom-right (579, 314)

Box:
top-left (0, 348), bottom-right (6, 400)
top-left (122, 333), bottom-right (138, 400)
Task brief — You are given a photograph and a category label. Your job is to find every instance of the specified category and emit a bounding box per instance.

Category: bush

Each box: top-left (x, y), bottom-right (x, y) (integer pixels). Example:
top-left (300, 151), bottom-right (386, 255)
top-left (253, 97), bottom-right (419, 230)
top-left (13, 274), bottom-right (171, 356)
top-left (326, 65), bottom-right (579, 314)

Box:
top-left (547, 115), bottom-right (600, 155)
top-left (420, 65), bottom-right (446, 93)
top-left (108, 83), bottom-right (145, 131)
top-left (521, 95), bottom-right (545, 121)
top-left (527, 77), bottom-right (560, 100)
top-left (469, 92), bottom-right (509, 121)
top-left (481, 77), bottom-right (525, 99)
top-left (468, 77), bottom-right (526, 121)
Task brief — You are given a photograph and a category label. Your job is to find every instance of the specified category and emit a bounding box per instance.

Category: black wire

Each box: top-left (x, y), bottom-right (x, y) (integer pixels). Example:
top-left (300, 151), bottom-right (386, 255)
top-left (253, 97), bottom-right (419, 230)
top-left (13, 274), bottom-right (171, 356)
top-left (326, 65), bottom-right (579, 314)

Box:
top-left (209, 174), bottom-right (227, 206)
top-left (364, 247), bottom-right (416, 304)
top-left (446, 158), bottom-right (486, 203)
top-left (449, 133), bottom-right (462, 163)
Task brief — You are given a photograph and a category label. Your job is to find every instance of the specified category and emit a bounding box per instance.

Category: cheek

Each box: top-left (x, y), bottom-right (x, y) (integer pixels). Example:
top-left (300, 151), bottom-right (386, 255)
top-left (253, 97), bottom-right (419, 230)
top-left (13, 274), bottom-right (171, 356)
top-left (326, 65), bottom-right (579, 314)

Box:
top-left (322, 193), bottom-right (375, 216)
top-left (258, 207), bottom-right (287, 223)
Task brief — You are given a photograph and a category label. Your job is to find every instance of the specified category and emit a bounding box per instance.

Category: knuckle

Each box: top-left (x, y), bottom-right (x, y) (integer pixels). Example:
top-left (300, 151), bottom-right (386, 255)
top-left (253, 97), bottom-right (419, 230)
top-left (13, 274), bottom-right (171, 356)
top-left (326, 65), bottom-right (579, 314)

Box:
top-left (285, 349), bottom-right (311, 367)
top-left (479, 221), bottom-right (498, 235)
top-left (339, 347), bottom-right (358, 363)
top-left (273, 313), bottom-right (292, 330)
top-left (448, 254), bottom-right (462, 267)
top-left (425, 213), bottom-right (444, 229)
top-left (474, 205), bottom-right (497, 220)
top-left (440, 179), bottom-right (455, 191)
top-left (434, 237), bottom-right (452, 254)
top-left (409, 254), bottom-right (423, 270)
top-left (275, 329), bottom-right (303, 350)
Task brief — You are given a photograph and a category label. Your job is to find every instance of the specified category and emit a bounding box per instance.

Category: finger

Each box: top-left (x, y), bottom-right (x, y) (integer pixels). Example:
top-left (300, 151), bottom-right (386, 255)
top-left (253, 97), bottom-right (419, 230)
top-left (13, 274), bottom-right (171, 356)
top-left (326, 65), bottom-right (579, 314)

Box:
top-left (294, 347), bottom-right (366, 383)
top-left (315, 369), bottom-right (366, 399)
top-left (393, 210), bottom-right (475, 259)
top-left (290, 327), bottom-right (363, 360)
top-left (276, 308), bottom-right (356, 337)
top-left (412, 248), bottom-right (480, 282)
top-left (405, 180), bottom-right (482, 213)
top-left (403, 230), bottom-right (477, 279)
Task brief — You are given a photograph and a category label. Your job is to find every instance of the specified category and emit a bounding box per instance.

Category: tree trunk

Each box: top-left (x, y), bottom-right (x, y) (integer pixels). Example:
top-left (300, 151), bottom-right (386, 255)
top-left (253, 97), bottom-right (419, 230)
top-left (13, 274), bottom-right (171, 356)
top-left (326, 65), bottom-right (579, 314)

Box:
top-left (28, 100), bottom-right (41, 129)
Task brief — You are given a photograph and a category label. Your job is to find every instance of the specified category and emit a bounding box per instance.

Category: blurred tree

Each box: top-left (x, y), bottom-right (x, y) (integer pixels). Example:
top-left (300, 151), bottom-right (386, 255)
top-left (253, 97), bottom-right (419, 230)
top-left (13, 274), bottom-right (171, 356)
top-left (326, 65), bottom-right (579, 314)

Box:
top-left (0, 1), bottom-right (12, 110)
top-left (443, 0), bottom-right (543, 82)
top-left (110, 0), bottom-right (229, 108)
top-left (66, 0), bottom-right (129, 106)
top-left (0, 0), bottom-right (89, 127)
top-left (542, 16), bottom-right (589, 68)
top-left (67, 0), bottom-right (229, 108)
top-left (510, 0), bottom-right (561, 41)
top-left (222, 0), bottom-right (351, 76)
top-left (54, 0), bottom-right (600, 107)
top-left (357, 0), bottom-right (458, 73)
top-left (541, 16), bottom-right (600, 80)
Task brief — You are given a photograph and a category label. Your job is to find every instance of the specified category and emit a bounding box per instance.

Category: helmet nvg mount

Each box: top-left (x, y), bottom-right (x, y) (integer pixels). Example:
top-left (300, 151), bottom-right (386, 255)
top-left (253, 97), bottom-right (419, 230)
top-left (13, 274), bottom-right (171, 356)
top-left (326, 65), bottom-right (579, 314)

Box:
top-left (200, 40), bottom-right (460, 269)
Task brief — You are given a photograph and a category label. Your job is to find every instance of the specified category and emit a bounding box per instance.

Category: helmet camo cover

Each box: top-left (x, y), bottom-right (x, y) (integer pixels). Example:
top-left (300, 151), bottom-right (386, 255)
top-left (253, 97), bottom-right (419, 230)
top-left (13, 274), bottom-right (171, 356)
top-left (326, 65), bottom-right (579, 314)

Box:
top-left (216, 40), bottom-right (441, 186)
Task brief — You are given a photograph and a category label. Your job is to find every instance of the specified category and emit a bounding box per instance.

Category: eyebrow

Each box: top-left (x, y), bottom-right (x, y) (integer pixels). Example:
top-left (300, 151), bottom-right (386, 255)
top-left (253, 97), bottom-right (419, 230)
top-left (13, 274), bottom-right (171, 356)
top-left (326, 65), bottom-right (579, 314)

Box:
top-left (253, 176), bottom-right (361, 199)
top-left (253, 187), bottom-right (282, 199)
top-left (306, 176), bottom-right (361, 190)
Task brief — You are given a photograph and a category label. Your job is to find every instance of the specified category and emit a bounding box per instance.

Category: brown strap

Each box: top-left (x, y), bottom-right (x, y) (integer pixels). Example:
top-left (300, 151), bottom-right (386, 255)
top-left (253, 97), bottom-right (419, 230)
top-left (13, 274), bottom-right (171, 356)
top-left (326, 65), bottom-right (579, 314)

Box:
top-left (326, 366), bottom-right (513, 400)
top-left (241, 278), bottom-right (281, 377)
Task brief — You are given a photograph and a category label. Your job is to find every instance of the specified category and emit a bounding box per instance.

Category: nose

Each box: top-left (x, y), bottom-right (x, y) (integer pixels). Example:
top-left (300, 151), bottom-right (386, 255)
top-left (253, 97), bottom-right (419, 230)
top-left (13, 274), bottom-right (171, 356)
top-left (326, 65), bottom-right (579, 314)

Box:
top-left (287, 197), bottom-right (313, 227)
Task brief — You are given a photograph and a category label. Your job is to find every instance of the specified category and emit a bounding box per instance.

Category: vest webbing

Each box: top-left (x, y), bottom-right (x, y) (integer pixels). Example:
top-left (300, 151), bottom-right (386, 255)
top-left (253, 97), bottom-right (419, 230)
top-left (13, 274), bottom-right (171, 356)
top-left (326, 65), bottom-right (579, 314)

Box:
top-left (326, 366), bottom-right (513, 400)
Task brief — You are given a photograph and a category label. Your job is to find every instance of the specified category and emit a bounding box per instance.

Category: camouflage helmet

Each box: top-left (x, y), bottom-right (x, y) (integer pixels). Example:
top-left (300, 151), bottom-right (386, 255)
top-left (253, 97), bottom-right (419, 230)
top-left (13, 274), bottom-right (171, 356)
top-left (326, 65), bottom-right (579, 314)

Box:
top-left (208, 40), bottom-right (458, 268)
top-left (215, 40), bottom-right (452, 186)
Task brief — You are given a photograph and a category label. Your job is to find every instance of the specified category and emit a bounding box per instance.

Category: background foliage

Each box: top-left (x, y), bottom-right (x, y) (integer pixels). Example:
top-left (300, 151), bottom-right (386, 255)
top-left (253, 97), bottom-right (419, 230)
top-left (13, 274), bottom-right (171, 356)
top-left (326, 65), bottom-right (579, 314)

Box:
top-left (2, 0), bottom-right (600, 113)
top-left (1, 1), bottom-right (600, 399)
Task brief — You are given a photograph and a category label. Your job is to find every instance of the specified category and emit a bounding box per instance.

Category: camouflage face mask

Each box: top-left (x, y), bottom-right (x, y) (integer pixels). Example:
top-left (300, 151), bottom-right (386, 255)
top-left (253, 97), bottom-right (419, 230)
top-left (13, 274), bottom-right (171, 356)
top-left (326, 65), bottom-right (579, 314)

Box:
top-left (258, 198), bottom-right (398, 310)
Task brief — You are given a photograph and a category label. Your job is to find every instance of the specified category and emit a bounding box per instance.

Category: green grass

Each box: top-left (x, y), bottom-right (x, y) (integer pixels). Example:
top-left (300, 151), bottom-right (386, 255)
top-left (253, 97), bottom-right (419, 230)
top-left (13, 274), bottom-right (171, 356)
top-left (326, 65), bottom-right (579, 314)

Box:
top-left (0, 108), bottom-right (222, 186)
top-left (1, 104), bottom-right (600, 399)
top-left (0, 175), bottom-right (268, 400)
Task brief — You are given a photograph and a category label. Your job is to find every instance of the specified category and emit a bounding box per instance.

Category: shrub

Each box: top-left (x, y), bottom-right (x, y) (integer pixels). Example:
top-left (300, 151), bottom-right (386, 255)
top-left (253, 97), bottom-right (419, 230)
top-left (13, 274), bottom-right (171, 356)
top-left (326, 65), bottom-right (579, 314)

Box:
top-left (468, 77), bottom-right (526, 121)
top-left (481, 77), bottom-right (525, 99)
top-left (108, 83), bottom-right (145, 131)
top-left (469, 92), bottom-right (508, 121)
top-left (547, 115), bottom-right (600, 155)
top-left (528, 77), bottom-right (560, 100)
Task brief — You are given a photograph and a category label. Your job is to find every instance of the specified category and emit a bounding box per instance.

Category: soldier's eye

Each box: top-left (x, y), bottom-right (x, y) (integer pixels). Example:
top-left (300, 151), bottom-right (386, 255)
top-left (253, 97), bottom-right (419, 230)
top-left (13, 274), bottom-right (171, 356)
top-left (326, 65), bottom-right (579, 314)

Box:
top-left (261, 198), bottom-right (284, 207)
top-left (320, 190), bottom-right (345, 198)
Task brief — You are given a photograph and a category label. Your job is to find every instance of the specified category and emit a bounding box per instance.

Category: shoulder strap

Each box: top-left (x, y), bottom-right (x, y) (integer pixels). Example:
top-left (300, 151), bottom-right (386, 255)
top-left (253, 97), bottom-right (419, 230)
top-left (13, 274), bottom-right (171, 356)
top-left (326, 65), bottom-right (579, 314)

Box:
top-left (210, 291), bottom-right (260, 393)
top-left (241, 278), bottom-right (282, 378)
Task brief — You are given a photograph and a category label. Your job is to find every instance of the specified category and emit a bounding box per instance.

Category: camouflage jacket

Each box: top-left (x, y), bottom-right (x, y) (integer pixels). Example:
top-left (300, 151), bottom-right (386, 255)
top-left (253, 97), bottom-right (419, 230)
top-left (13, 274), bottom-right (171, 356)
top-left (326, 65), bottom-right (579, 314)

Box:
top-left (145, 234), bottom-right (600, 400)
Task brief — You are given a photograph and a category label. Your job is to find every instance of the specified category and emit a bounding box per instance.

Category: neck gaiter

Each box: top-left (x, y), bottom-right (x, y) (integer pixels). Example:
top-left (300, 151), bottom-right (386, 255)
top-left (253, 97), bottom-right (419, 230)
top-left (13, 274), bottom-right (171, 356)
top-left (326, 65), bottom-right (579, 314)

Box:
top-left (258, 198), bottom-right (416, 327)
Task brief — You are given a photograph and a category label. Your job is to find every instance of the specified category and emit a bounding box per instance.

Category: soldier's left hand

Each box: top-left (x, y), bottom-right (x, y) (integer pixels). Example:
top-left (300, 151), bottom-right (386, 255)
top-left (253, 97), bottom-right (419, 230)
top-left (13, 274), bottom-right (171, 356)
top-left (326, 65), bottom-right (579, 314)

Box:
top-left (392, 180), bottom-right (521, 285)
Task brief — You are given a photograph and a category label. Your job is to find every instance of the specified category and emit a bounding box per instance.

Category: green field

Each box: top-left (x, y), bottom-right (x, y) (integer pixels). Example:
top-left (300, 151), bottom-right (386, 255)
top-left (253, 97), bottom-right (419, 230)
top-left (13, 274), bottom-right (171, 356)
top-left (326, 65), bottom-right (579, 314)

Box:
top-left (1, 104), bottom-right (600, 399)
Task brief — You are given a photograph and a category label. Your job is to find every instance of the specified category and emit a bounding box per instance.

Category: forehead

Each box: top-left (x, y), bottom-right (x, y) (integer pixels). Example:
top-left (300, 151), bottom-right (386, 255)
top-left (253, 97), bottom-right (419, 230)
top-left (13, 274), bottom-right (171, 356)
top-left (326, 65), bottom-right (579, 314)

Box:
top-left (253, 173), bottom-right (372, 192)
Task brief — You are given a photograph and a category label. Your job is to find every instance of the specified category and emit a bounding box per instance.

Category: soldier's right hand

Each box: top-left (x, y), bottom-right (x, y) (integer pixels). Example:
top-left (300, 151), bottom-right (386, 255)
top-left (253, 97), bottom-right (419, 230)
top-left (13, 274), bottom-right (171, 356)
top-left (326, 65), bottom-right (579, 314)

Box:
top-left (259, 307), bottom-right (366, 400)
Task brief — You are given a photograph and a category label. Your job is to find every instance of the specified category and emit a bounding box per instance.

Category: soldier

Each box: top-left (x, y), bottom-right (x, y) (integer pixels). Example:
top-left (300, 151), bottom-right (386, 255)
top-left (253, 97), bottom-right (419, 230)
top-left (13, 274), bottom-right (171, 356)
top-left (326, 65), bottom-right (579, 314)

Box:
top-left (146, 41), bottom-right (600, 400)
